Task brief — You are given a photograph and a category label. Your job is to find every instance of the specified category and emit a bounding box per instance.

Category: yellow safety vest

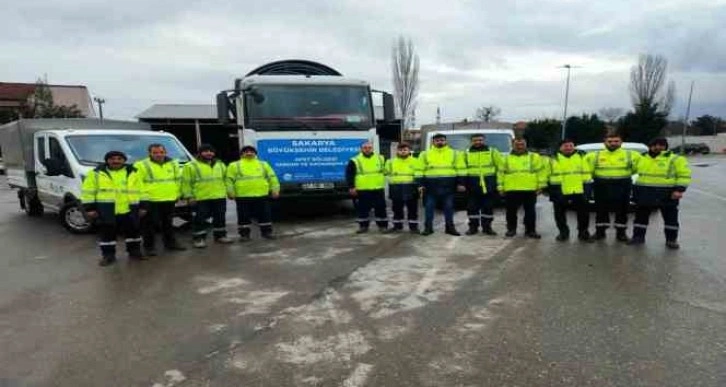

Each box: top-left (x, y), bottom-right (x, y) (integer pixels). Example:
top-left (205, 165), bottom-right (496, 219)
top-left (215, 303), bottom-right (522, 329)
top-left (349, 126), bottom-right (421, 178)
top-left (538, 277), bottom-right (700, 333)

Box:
top-left (635, 151), bottom-right (691, 188)
top-left (585, 147), bottom-right (640, 179)
top-left (465, 148), bottom-right (501, 178)
top-left (419, 146), bottom-right (465, 178)
top-left (226, 158), bottom-right (280, 198)
top-left (384, 156), bottom-right (421, 185)
top-left (81, 166), bottom-right (142, 216)
top-left (181, 159), bottom-right (227, 200)
top-left (498, 152), bottom-right (547, 192)
top-left (133, 158), bottom-right (181, 202)
top-left (548, 152), bottom-right (592, 195)
top-left (352, 153), bottom-right (386, 190)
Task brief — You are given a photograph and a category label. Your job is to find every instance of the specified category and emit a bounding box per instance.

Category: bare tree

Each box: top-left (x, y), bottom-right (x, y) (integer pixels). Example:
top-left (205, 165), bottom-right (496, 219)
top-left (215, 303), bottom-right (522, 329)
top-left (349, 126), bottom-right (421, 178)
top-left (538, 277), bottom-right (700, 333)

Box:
top-left (598, 107), bottom-right (625, 123)
top-left (629, 54), bottom-right (675, 115)
top-left (392, 36), bottom-right (419, 130)
top-left (475, 106), bottom-right (501, 123)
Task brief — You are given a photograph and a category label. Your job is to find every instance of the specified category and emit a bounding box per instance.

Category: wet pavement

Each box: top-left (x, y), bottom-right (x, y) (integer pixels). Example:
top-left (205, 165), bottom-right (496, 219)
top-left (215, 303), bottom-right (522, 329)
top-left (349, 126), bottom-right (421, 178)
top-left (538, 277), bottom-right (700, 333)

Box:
top-left (1, 156), bottom-right (725, 387)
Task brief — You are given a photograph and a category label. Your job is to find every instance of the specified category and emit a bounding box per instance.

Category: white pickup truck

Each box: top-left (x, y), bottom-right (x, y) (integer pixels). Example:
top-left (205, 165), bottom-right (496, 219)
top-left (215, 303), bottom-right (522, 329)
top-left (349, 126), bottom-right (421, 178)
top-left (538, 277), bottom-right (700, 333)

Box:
top-left (0, 118), bottom-right (193, 233)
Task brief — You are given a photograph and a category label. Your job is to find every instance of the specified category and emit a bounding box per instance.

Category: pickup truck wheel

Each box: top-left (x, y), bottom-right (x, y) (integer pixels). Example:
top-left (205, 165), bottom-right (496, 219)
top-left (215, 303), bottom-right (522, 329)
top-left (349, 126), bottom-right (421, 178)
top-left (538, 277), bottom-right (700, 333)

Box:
top-left (60, 202), bottom-right (94, 234)
top-left (24, 194), bottom-right (44, 217)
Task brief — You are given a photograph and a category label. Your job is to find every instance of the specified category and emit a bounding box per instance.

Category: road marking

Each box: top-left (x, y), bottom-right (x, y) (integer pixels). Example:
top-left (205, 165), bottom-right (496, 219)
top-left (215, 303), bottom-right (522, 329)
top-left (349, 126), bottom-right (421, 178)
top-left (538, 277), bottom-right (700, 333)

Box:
top-left (689, 188), bottom-right (726, 203)
top-left (342, 363), bottom-right (374, 387)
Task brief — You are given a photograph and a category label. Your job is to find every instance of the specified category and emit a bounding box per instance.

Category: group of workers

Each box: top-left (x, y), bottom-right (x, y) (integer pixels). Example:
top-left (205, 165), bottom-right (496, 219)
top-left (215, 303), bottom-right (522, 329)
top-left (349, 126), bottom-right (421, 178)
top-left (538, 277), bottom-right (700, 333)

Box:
top-left (80, 131), bottom-right (691, 267)
top-left (347, 131), bottom-right (691, 247)
top-left (81, 144), bottom-right (279, 266)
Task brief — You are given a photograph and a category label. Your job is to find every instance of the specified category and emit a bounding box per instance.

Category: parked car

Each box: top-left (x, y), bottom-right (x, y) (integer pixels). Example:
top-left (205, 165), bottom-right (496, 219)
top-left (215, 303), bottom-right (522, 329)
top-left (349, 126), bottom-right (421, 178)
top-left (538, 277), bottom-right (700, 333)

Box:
top-left (671, 143), bottom-right (710, 155)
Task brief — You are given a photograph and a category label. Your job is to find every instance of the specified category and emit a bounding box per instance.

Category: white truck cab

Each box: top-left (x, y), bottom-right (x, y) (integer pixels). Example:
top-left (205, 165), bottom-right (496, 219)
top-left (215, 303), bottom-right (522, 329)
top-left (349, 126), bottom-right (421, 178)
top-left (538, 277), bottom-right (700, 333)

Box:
top-left (0, 119), bottom-right (192, 233)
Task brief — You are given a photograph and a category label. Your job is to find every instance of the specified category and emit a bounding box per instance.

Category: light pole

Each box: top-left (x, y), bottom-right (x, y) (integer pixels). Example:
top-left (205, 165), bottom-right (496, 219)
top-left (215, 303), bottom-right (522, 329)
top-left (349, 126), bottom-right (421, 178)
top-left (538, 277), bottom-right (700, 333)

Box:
top-left (681, 81), bottom-right (694, 154)
top-left (93, 97), bottom-right (105, 122)
top-left (559, 64), bottom-right (579, 140)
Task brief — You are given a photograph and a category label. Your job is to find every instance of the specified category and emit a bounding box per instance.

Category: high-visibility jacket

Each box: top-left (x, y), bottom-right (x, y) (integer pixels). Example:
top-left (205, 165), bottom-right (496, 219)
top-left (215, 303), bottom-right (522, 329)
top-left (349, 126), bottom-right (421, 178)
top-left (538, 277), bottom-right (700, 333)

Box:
top-left (497, 151), bottom-right (547, 192)
top-left (585, 147), bottom-right (641, 180)
top-left (419, 146), bottom-right (466, 179)
top-left (547, 152), bottom-right (592, 195)
top-left (351, 153), bottom-right (386, 190)
top-left (226, 157), bottom-right (280, 198)
top-left (464, 147), bottom-right (502, 178)
top-left (384, 156), bottom-right (421, 185)
top-left (181, 159), bottom-right (227, 200)
top-left (133, 157), bottom-right (182, 202)
top-left (635, 151), bottom-right (691, 189)
top-left (81, 165), bottom-right (143, 223)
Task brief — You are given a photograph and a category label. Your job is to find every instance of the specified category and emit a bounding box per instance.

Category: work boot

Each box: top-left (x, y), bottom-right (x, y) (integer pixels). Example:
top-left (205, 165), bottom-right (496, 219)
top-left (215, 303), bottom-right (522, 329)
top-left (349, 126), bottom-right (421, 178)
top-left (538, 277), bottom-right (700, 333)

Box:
top-left (578, 232), bottom-right (594, 243)
top-left (421, 227), bottom-right (434, 236)
top-left (193, 239), bottom-right (207, 249)
top-left (465, 226), bottom-right (478, 236)
top-left (215, 236), bottom-right (234, 244)
top-left (409, 225), bottom-right (420, 234)
top-left (555, 233), bottom-right (569, 242)
top-left (505, 230), bottom-right (516, 238)
top-left (99, 256), bottom-right (117, 267)
top-left (445, 225), bottom-right (461, 236)
top-left (261, 232), bottom-right (276, 240)
top-left (593, 229), bottom-right (606, 241)
top-left (482, 226), bottom-right (498, 236)
top-left (627, 237), bottom-right (645, 246)
top-left (377, 226), bottom-right (389, 233)
top-left (355, 226), bottom-right (369, 234)
top-left (239, 229), bottom-right (251, 242)
top-left (525, 231), bottom-right (542, 239)
top-left (665, 240), bottom-right (680, 250)
top-left (616, 230), bottom-right (629, 242)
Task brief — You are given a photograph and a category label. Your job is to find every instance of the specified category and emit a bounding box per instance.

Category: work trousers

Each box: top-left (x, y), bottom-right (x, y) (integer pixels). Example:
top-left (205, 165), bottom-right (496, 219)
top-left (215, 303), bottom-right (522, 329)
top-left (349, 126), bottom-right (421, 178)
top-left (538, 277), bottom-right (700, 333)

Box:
top-left (466, 189), bottom-right (495, 230)
top-left (236, 197), bottom-right (272, 236)
top-left (141, 201), bottom-right (177, 250)
top-left (192, 199), bottom-right (228, 241)
top-left (98, 213), bottom-right (142, 258)
top-left (505, 191), bottom-right (537, 233)
top-left (593, 180), bottom-right (631, 232)
top-left (355, 189), bottom-right (388, 229)
top-left (552, 194), bottom-right (590, 236)
top-left (632, 205), bottom-right (680, 242)
top-left (391, 198), bottom-right (419, 230)
top-left (424, 192), bottom-right (455, 230)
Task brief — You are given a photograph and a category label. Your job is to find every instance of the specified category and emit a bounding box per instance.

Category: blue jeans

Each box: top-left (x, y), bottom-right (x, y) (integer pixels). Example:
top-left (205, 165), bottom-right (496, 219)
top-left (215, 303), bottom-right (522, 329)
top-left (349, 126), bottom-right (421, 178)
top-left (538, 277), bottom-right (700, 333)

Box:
top-left (424, 193), bottom-right (455, 229)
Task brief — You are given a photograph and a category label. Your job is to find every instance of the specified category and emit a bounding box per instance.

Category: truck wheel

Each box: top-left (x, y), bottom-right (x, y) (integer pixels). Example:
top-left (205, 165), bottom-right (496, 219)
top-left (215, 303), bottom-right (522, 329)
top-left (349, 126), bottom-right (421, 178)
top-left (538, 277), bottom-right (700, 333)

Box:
top-left (24, 193), bottom-right (44, 217)
top-left (60, 202), bottom-right (94, 234)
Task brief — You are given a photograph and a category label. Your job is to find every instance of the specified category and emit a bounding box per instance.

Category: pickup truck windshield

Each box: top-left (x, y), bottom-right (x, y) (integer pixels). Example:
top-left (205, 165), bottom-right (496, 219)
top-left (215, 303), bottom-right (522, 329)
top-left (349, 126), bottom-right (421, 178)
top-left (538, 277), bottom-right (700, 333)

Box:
top-left (66, 134), bottom-right (190, 165)
top-left (245, 85), bottom-right (372, 130)
top-left (441, 133), bottom-right (513, 153)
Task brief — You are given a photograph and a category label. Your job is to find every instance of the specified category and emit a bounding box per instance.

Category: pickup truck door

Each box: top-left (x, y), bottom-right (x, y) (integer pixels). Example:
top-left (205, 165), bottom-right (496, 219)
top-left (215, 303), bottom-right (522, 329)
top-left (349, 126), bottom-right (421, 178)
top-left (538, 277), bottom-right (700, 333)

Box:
top-left (35, 133), bottom-right (75, 211)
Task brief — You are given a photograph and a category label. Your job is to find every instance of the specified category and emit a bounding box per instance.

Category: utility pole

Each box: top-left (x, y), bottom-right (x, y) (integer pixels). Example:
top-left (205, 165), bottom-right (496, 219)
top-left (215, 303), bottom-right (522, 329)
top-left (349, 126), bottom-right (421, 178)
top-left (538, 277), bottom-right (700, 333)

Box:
top-left (681, 81), bottom-right (694, 154)
top-left (93, 97), bottom-right (105, 123)
top-left (559, 64), bottom-right (573, 140)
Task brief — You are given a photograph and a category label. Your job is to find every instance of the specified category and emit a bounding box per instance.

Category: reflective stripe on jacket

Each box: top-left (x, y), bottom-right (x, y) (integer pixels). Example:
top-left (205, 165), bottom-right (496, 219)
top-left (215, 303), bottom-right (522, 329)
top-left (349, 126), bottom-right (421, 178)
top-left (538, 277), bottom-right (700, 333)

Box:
top-left (497, 152), bottom-right (547, 192)
top-left (547, 152), bottom-right (591, 195)
top-left (384, 156), bottom-right (421, 185)
top-left (81, 165), bottom-right (142, 222)
top-left (352, 153), bottom-right (386, 190)
top-left (635, 151), bottom-right (691, 189)
top-left (585, 147), bottom-right (641, 179)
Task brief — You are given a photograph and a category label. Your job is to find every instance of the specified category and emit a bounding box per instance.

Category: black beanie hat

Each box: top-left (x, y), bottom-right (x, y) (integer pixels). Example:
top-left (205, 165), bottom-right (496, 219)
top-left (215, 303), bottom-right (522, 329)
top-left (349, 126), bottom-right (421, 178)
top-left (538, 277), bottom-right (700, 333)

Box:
top-left (104, 150), bottom-right (127, 162)
top-left (198, 143), bottom-right (216, 154)
top-left (241, 145), bottom-right (257, 154)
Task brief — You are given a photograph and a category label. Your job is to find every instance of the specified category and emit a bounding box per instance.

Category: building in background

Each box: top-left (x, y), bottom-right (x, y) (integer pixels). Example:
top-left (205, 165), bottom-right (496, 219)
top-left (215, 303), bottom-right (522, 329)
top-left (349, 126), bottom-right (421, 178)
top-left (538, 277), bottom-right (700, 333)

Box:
top-left (0, 82), bottom-right (95, 121)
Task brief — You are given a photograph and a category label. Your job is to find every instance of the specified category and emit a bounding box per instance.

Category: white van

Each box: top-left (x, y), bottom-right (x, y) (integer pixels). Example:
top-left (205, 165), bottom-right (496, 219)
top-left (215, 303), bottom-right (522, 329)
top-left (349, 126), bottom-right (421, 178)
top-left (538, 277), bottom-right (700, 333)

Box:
top-left (0, 119), bottom-right (193, 233)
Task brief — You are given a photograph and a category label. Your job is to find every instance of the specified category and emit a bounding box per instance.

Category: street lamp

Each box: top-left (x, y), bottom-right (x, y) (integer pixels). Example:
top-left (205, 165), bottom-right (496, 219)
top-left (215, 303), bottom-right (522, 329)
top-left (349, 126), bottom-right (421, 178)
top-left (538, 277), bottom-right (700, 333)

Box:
top-left (681, 81), bottom-right (694, 154)
top-left (559, 64), bottom-right (580, 140)
top-left (93, 97), bottom-right (105, 122)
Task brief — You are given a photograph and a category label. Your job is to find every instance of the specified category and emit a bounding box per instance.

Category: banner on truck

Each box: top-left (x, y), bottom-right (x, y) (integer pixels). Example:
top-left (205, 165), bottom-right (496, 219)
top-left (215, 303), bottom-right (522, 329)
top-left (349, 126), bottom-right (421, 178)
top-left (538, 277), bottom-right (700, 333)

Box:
top-left (257, 138), bottom-right (366, 183)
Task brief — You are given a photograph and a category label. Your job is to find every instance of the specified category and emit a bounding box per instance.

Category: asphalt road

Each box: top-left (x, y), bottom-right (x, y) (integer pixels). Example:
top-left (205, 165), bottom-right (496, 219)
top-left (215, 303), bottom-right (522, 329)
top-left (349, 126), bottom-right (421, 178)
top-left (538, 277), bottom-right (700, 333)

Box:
top-left (1, 156), bottom-right (725, 387)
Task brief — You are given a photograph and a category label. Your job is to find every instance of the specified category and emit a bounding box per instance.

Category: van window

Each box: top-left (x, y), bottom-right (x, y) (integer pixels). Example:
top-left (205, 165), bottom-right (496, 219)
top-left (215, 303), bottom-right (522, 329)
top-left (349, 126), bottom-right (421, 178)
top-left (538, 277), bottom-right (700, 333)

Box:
top-left (49, 137), bottom-right (73, 177)
top-left (37, 137), bottom-right (46, 160)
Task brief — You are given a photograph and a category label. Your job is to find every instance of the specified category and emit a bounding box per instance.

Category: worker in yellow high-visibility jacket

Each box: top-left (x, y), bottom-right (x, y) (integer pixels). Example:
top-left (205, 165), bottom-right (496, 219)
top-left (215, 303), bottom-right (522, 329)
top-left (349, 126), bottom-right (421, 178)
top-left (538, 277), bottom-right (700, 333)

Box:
top-left (384, 142), bottom-right (421, 233)
top-left (346, 141), bottom-right (388, 233)
top-left (81, 151), bottom-right (145, 266)
top-left (547, 139), bottom-right (594, 242)
top-left (628, 138), bottom-right (692, 249)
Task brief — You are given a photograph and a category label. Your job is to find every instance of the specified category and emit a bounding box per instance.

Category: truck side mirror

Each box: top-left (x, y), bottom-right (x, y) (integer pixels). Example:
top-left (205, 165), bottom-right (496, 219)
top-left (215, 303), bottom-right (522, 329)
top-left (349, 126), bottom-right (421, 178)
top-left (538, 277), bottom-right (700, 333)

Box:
top-left (382, 93), bottom-right (395, 122)
top-left (216, 92), bottom-right (230, 124)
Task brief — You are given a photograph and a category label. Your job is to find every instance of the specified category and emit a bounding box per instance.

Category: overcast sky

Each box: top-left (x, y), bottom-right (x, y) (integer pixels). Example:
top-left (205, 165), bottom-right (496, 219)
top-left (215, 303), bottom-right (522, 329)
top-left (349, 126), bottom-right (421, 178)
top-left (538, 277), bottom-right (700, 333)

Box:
top-left (3, 0), bottom-right (726, 125)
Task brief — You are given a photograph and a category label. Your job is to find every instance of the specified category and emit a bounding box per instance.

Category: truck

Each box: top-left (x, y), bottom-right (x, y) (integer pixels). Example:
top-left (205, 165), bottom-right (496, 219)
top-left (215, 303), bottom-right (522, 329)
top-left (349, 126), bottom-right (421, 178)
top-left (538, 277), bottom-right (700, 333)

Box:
top-left (0, 118), bottom-right (193, 233)
top-left (216, 59), bottom-right (398, 199)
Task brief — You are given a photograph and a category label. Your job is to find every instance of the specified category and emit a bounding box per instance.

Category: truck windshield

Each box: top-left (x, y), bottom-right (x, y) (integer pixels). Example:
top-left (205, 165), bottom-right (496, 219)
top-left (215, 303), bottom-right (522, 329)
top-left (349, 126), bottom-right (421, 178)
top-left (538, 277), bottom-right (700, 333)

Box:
top-left (245, 85), bottom-right (372, 130)
top-left (439, 133), bottom-right (513, 153)
top-left (65, 134), bottom-right (190, 166)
